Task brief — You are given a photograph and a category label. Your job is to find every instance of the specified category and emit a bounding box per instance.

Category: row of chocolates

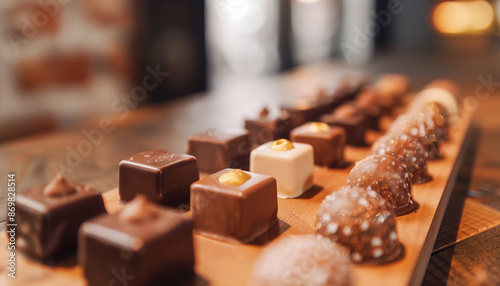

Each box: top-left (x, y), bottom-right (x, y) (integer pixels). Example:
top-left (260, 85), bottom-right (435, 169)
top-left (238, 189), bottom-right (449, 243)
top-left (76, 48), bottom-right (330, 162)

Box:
top-left (12, 74), bottom-right (437, 285)
top-left (248, 79), bottom-right (462, 285)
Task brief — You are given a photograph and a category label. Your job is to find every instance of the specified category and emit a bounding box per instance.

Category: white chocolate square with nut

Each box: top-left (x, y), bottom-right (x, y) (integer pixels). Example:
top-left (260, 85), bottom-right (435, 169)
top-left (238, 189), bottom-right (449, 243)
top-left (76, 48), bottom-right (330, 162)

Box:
top-left (250, 140), bottom-right (314, 198)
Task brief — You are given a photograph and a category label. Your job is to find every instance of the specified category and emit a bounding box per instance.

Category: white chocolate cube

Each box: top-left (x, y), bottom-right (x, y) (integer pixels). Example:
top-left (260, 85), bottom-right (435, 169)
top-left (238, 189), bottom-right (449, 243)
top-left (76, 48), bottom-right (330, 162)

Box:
top-left (250, 142), bottom-right (314, 198)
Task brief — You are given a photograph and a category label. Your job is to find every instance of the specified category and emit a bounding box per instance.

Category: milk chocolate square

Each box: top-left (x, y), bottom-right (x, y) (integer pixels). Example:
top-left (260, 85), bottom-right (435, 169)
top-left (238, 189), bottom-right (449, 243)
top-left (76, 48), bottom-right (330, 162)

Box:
top-left (119, 150), bottom-right (199, 206)
top-left (186, 129), bottom-right (252, 173)
top-left (320, 104), bottom-right (370, 146)
top-left (290, 122), bottom-right (346, 167)
top-left (79, 196), bottom-right (194, 286)
top-left (16, 175), bottom-right (106, 262)
top-left (244, 108), bottom-right (294, 146)
top-left (190, 169), bottom-right (278, 243)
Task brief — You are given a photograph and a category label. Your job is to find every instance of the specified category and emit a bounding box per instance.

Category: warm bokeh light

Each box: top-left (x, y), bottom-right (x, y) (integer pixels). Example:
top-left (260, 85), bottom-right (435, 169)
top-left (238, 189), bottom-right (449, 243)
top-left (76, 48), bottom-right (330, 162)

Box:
top-left (433, 0), bottom-right (494, 34)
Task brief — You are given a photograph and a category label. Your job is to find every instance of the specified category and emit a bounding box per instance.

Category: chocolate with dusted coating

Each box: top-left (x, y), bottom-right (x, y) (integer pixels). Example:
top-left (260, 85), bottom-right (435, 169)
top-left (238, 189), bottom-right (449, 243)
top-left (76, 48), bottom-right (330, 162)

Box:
top-left (16, 175), bottom-right (106, 262)
top-left (290, 122), bottom-right (346, 167)
top-left (347, 155), bottom-right (415, 215)
top-left (316, 187), bottom-right (402, 264)
top-left (372, 134), bottom-right (431, 184)
top-left (244, 108), bottom-right (294, 146)
top-left (191, 168), bottom-right (278, 243)
top-left (187, 129), bottom-right (252, 173)
top-left (119, 150), bottom-right (199, 206)
top-left (249, 235), bottom-right (351, 286)
top-left (320, 104), bottom-right (370, 146)
top-left (79, 196), bottom-right (194, 286)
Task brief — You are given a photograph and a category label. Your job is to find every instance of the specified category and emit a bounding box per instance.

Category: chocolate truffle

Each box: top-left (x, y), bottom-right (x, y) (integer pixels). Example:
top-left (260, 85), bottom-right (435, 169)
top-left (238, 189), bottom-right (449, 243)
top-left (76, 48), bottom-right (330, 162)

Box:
top-left (316, 187), bottom-right (402, 264)
top-left (79, 196), bottom-right (195, 286)
top-left (290, 122), bottom-right (346, 167)
top-left (320, 104), bottom-right (370, 146)
top-left (187, 128), bottom-right (252, 173)
top-left (372, 134), bottom-right (431, 184)
top-left (346, 155), bottom-right (415, 215)
top-left (249, 235), bottom-right (351, 286)
top-left (119, 150), bottom-right (199, 206)
top-left (250, 139), bottom-right (314, 198)
top-left (244, 108), bottom-right (294, 146)
top-left (412, 84), bottom-right (460, 125)
top-left (16, 175), bottom-right (106, 262)
top-left (190, 169), bottom-right (278, 243)
top-left (388, 103), bottom-right (448, 160)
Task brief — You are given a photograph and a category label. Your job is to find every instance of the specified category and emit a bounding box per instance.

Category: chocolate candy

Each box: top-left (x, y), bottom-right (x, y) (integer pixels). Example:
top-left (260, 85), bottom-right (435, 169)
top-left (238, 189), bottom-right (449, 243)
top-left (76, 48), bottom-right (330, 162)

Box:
top-left (79, 196), bottom-right (195, 286)
top-left (244, 108), bottom-right (294, 146)
top-left (250, 139), bottom-right (314, 198)
top-left (347, 155), bottom-right (415, 215)
top-left (356, 86), bottom-right (397, 116)
top-left (119, 150), bottom-right (199, 206)
top-left (187, 129), bottom-right (252, 173)
top-left (411, 81), bottom-right (460, 125)
top-left (290, 122), bottom-right (346, 167)
top-left (16, 175), bottom-right (106, 262)
top-left (320, 104), bottom-right (370, 146)
top-left (372, 134), bottom-right (431, 184)
top-left (316, 187), bottom-right (402, 264)
top-left (249, 235), bottom-right (351, 286)
top-left (190, 168), bottom-right (278, 243)
top-left (389, 102), bottom-right (448, 160)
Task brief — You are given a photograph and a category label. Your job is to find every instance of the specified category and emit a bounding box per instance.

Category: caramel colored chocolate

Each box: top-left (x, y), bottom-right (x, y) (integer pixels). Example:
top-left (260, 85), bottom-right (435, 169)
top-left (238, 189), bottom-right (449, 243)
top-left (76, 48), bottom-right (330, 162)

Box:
top-left (16, 176), bottom-right (106, 262)
top-left (119, 150), bottom-right (199, 206)
top-left (187, 129), bottom-right (252, 173)
top-left (79, 196), bottom-right (194, 286)
top-left (191, 168), bottom-right (278, 243)
top-left (320, 104), bottom-right (370, 146)
top-left (290, 122), bottom-right (346, 167)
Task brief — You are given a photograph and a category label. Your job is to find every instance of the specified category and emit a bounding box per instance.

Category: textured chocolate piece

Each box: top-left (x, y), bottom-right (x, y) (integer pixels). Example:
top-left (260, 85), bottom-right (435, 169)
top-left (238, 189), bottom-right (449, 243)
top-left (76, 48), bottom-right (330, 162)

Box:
top-left (249, 235), bottom-right (351, 286)
top-left (16, 176), bottom-right (106, 262)
top-left (191, 168), bottom-right (278, 243)
top-left (320, 104), bottom-right (369, 146)
top-left (372, 134), bottom-right (431, 184)
top-left (187, 129), bottom-right (252, 173)
top-left (244, 108), bottom-right (294, 146)
top-left (119, 150), bottom-right (199, 206)
top-left (316, 187), bottom-right (402, 264)
top-left (290, 122), bottom-right (346, 167)
top-left (79, 196), bottom-right (194, 286)
top-left (347, 155), bottom-right (415, 215)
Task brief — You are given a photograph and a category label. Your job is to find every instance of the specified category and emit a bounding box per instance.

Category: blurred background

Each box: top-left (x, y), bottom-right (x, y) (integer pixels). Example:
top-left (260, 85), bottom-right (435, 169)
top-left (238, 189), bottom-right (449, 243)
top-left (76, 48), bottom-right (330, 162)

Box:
top-left (1, 0), bottom-right (500, 142)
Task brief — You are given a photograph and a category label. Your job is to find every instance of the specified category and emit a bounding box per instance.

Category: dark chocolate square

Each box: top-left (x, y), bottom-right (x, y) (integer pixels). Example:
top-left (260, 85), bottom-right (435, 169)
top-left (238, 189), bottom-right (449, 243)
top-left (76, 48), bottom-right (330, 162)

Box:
top-left (16, 180), bottom-right (106, 262)
top-left (190, 168), bottom-right (278, 243)
top-left (320, 104), bottom-right (370, 146)
top-left (186, 129), bottom-right (251, 173)
top-left (119, 150), bottom-right (199, 206)
top-left (290, 123), bottom-right (346, 167)
top-left (79, 202), bottom-right (194, 286)
top-left (245, 113), bottom-right (294, 147)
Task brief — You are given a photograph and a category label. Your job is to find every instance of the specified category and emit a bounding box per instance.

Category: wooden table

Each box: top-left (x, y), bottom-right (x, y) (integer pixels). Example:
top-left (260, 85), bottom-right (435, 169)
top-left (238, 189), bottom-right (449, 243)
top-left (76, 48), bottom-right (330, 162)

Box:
top-left (1, 57), bottom-right (500, 285)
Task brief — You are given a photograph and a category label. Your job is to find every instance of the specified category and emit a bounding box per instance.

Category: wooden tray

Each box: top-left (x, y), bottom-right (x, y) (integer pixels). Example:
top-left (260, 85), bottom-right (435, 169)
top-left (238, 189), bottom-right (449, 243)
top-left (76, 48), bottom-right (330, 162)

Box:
top-left (0, 111), bottom-right (473, 286)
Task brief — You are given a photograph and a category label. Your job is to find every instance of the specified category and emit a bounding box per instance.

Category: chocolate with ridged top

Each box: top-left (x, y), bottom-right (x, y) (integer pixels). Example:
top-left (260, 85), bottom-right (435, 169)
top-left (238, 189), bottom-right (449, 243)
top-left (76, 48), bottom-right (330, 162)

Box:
top-left (16, 176), bottom-right (106, 263)
top-left (347, 155), bottom-right (415, 215)
top-left (316, 186), bottom-right (402, 264)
